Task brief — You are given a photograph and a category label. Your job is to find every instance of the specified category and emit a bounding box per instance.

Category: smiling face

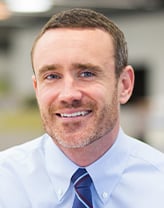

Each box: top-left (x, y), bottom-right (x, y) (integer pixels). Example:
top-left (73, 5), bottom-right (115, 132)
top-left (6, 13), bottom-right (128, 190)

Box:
top-left (32, 28), bottom-right (133, 149)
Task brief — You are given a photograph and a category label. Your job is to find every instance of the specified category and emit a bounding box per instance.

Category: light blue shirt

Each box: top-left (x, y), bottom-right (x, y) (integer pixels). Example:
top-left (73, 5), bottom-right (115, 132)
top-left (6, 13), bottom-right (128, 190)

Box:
top-left (1, 129), bottom-right (164, 207)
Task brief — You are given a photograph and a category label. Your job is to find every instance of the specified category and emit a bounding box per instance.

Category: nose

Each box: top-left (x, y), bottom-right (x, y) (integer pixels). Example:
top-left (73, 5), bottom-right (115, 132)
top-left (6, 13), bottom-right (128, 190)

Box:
top-left (58, 77), bottom-right (82, 105)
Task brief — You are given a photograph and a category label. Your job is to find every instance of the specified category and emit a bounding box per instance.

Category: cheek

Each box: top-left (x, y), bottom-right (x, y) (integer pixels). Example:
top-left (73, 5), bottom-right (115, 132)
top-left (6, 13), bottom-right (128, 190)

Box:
top-left (36, 87), bottom-right (56, 108)
top-left (87, 85), bottom-right (109, 106)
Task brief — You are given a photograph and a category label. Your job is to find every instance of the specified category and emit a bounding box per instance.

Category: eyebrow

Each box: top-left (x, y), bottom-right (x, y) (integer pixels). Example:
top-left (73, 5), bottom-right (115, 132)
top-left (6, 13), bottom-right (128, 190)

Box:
top-left (37, 64), bottom-right (60, 77)
top-left (36, 62), bottom-right (102, 77)
top-left (72, 63), bottom-right (102, 72)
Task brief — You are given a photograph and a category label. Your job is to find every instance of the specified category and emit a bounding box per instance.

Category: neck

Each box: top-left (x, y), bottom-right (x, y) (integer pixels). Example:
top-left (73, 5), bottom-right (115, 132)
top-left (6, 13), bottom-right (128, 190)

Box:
top-left (58, 124), bottom-right (119, 167)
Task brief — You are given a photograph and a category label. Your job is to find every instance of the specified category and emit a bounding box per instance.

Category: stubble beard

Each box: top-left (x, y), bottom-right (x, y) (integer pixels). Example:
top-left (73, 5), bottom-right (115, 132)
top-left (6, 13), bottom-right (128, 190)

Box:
top-left (40, 90), bottom-right (119, 149)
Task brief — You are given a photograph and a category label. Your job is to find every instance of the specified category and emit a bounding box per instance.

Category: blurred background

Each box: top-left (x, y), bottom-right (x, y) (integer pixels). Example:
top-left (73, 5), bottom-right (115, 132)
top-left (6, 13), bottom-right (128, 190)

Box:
top-left (0, 0), bottom-right (164, 151)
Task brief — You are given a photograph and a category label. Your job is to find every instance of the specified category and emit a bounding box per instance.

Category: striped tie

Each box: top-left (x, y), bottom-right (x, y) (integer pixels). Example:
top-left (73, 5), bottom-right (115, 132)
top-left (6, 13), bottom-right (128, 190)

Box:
top-left (71, 168), bottom-right (93, 208)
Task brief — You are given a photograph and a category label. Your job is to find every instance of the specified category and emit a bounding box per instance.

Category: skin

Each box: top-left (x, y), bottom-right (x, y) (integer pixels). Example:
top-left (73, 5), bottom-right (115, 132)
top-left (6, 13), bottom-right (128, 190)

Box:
top-left (32, 28), bottom-right (134, 166)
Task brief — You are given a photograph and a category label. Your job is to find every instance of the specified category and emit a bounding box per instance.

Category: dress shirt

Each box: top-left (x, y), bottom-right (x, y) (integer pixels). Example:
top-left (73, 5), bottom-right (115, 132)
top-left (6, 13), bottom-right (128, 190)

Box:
top-left (0, 128), bottom-right (164, 207)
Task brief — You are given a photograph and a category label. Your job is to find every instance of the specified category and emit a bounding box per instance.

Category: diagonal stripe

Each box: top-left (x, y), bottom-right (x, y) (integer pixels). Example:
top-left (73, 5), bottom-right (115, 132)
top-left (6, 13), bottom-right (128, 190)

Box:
top-left (72, 168), bottom-right (93, 208)
top-left (75, 192), bottom-right (91, 208)
top-left (75, 191), bottom-right (93, 208)
top-left (73, 172), bottom-right (88, 186)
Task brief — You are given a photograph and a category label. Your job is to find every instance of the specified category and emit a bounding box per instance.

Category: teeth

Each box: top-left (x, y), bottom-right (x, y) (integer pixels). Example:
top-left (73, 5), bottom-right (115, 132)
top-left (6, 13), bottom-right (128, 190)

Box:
top-left (60, 111), bottom-right (89, 118)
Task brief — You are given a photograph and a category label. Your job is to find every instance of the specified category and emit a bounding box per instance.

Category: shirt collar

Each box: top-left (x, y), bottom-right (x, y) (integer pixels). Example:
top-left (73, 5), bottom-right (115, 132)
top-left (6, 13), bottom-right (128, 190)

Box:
top-left (44, 136), bottom-right (78, 201)
top-left (44, 128), bottom-right (130, 203)
top-left (86, 129), bottom-right (130, 204)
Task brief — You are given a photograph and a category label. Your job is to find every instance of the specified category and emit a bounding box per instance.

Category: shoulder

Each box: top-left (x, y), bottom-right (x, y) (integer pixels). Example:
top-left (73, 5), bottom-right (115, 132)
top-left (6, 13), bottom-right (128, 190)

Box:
top-left (0, 134), bottom-right (54, 206)
top-left (0, 134), bottom-right (48, 172)
top-left (126, 135), bottom-right (164, 174)
top-left (117, 135), bottom-right (164, 204)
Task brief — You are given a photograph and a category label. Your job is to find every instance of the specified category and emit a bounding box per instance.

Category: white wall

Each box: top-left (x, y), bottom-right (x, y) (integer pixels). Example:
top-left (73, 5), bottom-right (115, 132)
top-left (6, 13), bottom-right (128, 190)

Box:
top-left (114, 12), bottom-right (164, 96)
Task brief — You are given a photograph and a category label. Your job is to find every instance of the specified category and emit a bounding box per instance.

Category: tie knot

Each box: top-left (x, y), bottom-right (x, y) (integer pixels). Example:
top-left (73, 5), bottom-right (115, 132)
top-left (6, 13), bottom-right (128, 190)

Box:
top-left (71, 168), bottom-right (92, 188)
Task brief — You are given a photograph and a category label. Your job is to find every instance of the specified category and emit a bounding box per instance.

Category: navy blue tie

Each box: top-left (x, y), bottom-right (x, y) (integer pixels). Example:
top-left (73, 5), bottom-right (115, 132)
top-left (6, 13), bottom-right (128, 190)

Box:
top-left (71, 168), bottom-right (93, 208)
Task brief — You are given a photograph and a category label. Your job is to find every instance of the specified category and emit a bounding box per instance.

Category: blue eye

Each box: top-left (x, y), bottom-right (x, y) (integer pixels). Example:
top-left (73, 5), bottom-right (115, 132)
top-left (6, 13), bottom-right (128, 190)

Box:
top-left (46, 74), bottom-right (61, 80)
top-left (81, 71), bottom-right (95, 78)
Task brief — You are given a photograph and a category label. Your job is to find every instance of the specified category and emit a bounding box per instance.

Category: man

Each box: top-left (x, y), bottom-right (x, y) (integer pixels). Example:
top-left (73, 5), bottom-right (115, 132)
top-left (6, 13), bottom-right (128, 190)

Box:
top-left (1, 8), bottom-right (164, 207)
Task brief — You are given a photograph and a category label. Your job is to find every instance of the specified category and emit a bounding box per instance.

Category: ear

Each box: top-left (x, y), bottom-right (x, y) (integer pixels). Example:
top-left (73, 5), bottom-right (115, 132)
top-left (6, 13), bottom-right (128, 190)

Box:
top-left (32, 75), bottom-right (38, 96)
top-left (118, 65), bottom-right (134, 104)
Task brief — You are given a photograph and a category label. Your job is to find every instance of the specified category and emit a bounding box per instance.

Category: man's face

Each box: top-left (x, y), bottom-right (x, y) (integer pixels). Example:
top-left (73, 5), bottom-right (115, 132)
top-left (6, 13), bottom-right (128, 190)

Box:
top-left (32, 28), bottom-right (125, 148)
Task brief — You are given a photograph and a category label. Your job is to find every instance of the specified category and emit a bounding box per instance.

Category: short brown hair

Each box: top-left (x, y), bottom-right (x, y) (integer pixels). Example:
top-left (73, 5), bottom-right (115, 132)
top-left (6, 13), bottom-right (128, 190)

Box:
top-left (31, 8), bottom-right (128, 77)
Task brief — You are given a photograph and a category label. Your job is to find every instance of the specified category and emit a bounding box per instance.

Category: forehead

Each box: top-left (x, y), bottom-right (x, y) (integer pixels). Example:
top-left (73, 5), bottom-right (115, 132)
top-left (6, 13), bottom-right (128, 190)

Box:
top-left (32, 28), bottom-right (115, 70)
top-left (34, 28), bottom-right (114, 51)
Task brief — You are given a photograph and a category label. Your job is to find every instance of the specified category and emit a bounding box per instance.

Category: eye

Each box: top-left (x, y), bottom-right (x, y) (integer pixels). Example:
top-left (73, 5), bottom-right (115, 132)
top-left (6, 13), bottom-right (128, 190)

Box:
top-left (45, 73), bottom-right (61, 80)
top-left (80, 71), bottom-right (95, 78)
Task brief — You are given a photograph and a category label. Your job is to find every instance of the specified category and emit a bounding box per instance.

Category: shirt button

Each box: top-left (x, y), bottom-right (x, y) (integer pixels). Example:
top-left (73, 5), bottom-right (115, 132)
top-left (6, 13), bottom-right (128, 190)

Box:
top-left (102, 192), bottom-right (108, 199)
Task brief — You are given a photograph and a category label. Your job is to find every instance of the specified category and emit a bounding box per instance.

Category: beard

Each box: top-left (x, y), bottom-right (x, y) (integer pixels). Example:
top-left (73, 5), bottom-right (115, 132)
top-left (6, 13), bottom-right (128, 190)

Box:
top-left (39, 88), bottom-right (119, 149)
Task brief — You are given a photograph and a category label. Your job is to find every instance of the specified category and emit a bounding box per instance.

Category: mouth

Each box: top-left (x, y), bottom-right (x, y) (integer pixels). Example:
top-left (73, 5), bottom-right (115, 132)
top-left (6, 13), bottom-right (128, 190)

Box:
top-left (56, 110), bottom-right (92, 118)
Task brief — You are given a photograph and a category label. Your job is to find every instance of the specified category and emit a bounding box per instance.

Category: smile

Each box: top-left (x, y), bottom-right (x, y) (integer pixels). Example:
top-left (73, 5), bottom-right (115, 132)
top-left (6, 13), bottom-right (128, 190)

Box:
top-left (56, 110), bottom-right (91, 118)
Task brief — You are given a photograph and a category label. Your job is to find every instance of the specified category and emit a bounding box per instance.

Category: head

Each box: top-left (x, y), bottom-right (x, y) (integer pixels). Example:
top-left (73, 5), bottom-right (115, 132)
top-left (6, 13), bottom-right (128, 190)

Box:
top-left (31, 8), bottom-right (134, 149)
top-left (31, 8), bottom-right (128, 78)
